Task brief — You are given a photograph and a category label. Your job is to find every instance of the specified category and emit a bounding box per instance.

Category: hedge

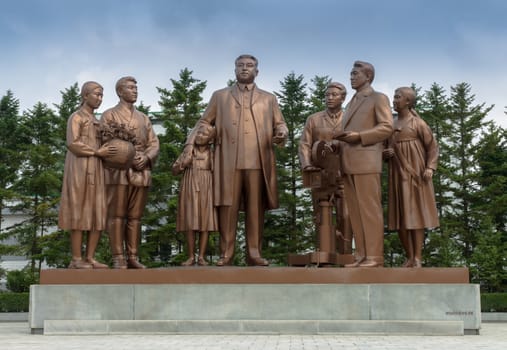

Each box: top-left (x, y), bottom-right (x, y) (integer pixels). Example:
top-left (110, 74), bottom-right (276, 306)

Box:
top-left (0, 291), bottom-right (505, 314)
top-left (0, 292), bottom-right (29, 312)
top-left (481, 292), bottom-right (507, 312)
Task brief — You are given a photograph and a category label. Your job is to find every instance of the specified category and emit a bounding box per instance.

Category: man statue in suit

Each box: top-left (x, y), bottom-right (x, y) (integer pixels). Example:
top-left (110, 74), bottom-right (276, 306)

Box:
top-left (336, 61), bottom-right (393, 267)
top-left (186, 54), bottom-right (288, 266)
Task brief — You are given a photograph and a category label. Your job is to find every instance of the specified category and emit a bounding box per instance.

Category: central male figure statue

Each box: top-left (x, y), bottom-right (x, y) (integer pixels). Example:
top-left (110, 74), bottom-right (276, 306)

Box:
top-left (188, 54), bottom-right (288, 266)
top-left (337, 61), bottom-right (393, 267)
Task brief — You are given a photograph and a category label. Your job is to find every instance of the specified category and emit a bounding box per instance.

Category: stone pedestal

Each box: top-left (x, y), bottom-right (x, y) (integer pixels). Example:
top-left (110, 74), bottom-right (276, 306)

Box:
top-left (30, 267), bottom-right (480, 335)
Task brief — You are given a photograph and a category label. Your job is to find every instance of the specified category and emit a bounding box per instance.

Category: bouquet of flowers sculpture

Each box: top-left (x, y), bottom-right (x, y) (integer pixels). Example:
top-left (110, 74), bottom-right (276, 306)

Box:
top-left (99, 121), bottom-right (137, 169)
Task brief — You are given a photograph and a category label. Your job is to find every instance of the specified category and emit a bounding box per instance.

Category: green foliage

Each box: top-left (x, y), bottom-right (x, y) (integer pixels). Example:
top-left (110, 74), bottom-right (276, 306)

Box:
top-left (0, 90), bottom-right (23, 187)
top-left (0, 90), bottom-right (23, 235)
top-left (419, 83), bottom-right (453, 219)
top-left (383, 232), bottom-right (404, 267)
top-left (307, 75), bottom-right (331, 115)
top-left (424, 227), bottom-right (462, 267)
top-left (418, 82), bottom-right (499, 277)
top-left (136, 101), bottom-right (151, 115)
top-left (469, 220), bottom-right (507, 292)
top-left (157, 68), bottom-right (207, 137)
top-left (53, 82), bottom-right (80, 146)
top-left (481, 293), bottom-right (507, 312)
top-left (268, 72), bottom-right (312, 263)
top-left (6, 100), bottom-right (65, 272)
top-left (6, 268), bottom-right (39, 293)
top-left (0, 292), bottom-right (29, 312)
top-left (38, 230), bottom-right (71, 268)
top-left (475, 124), bottom-right (507, 233)
top-left (4, 84), bottom-right (101, 271)
top-left (442, 83), bottom-right (494, 264)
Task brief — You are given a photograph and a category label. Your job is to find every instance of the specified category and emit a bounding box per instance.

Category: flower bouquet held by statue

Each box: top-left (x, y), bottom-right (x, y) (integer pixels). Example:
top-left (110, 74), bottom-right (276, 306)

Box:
top-left (99, 121), bottom-right (138, 170)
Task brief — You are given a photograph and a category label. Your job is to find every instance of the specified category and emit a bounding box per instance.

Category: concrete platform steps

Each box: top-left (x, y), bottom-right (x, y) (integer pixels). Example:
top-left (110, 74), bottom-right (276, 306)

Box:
top-left (43, 319), bottom-right (465, 336)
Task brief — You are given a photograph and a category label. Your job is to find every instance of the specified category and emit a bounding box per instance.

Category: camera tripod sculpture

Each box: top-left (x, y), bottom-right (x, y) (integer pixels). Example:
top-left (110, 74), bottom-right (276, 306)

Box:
top-left (288, 140), bottom-right (354, 267)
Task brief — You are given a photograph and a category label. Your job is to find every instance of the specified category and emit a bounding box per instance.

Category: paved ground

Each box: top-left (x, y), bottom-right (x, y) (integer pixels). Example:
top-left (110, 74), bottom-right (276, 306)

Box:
top-left (1, 322), bottom-right (506, 350)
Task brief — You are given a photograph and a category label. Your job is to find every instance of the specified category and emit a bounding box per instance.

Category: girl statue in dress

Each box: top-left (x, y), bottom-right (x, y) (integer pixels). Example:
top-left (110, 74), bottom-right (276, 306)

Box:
top-left (172, 124), bottom-right (218, 266)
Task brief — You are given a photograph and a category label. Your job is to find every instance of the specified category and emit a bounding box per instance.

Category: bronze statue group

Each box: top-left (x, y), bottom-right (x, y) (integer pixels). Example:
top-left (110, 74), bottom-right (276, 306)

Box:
top-left (59, 56), bottom-right (438, 269)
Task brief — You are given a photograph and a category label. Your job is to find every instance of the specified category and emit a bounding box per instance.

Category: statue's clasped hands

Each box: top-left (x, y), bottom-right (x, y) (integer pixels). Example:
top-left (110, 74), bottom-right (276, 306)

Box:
top-left (383, 147), bottom-right (394, 159)
top-left (133, 153), bottom-right (149, 170)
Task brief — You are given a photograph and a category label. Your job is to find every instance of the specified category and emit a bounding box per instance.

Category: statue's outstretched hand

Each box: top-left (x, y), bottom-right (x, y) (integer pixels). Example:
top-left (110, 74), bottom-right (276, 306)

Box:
top-left (334, 131), bottom-right (360, 144)
top-left (303, 165), bottom-right (321, 172)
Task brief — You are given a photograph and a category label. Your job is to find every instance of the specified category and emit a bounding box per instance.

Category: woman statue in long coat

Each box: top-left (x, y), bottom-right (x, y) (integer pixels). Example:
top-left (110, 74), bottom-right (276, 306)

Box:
top-left (58, 81), bottom-right (117, 269)
top-left (383, 87), bottom-right (439, 268)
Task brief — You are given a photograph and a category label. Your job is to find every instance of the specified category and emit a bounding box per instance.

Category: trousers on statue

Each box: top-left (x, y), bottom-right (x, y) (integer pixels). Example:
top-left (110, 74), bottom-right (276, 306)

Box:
top-left (107, 184), bottom-right (148, 269)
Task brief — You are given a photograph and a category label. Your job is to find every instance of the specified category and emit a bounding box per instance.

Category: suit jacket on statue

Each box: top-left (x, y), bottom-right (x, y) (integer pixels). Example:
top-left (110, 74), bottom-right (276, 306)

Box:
top-left (190, 84), bottom-right (288, 209)
top-left (341, 86), bottom-right (393, 174)
top-left (299, 110), bottom-right (343, 169)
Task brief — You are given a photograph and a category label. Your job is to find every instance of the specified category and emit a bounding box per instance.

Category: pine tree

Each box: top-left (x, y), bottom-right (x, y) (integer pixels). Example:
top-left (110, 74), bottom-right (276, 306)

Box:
top-left (307, 75), bottom-right (331, 115)
top-left (475, 124), bottom-right (507, 233)
top-left (417, 83), bottom-right (461, 266)
top-left (266, 72), bottom-right (311, 263)
top-left (469, 216), bottom-right (507, 292)
top-left (441, 82), bottom-right (494, 265)
top-left (157, 68), bottom-right (207, 137)
top-left (0, 91), bottom-right (26, 259)
top-left (0, 91), bottom-right (23, 233)
top-left (11, 102), bottom-right (62, 272)
top-left (53, 83), bottom-right (80, 145)
top-left (419, 83), bottom-right (452, 218)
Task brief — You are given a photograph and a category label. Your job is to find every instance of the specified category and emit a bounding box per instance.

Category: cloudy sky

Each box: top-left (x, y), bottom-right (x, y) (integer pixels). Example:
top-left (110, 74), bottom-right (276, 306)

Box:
top-left (1, 0), bottom-right (506, 127)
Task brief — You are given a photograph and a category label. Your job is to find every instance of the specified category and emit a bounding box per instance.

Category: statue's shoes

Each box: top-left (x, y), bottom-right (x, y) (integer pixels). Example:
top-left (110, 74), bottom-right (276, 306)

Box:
top-left (216, 257), bottom-right (232, 266)
top-left (358, 258), bottom-right (383, 268)
top-left (344, 257), bottom-right (365, 268)
top-left (413, 258), bottom-right (422, 268)
top-left (197, 257), bottom-right (209, 266)
top-left (248, 257), bottom-right (269, 266)
top-left (401, 259), bottom-right (414, 268)
top-left (181, 257), bottom-right (196, 266)
top-left (127, 257), bottom-right (146, 269)
top-left (68, 258), bottom-right (93, 269)
top-left (86, 258), bottom-right (108, 269)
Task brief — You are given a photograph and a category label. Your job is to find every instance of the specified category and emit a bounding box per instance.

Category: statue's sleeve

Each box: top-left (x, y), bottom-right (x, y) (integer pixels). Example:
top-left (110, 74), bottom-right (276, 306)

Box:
top-left (272, 94), bottom-right (288, 136)
top-left (418, 119), bottom-right (439, 171)
top-left (299, 117), bottom-right (314, 169)
top-left (66, 114), bottom-right (96, 156)
top-left (143, 115), bottom-right (160, 167)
